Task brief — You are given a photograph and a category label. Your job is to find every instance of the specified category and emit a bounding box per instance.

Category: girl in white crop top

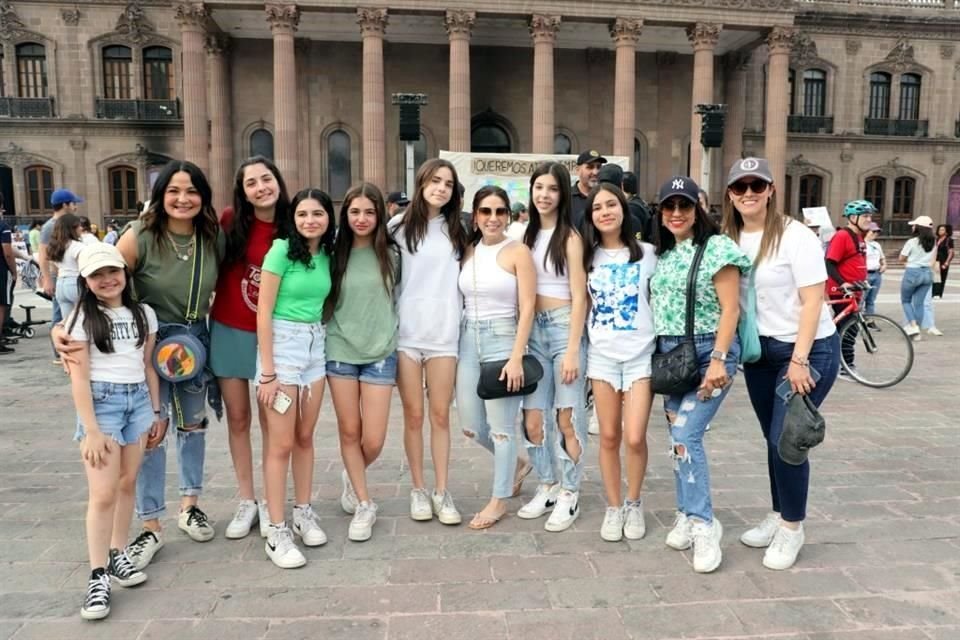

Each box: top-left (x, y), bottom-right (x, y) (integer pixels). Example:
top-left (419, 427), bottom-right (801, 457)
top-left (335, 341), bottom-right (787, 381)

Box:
top-left (456, 185), bottom-right (536, 529)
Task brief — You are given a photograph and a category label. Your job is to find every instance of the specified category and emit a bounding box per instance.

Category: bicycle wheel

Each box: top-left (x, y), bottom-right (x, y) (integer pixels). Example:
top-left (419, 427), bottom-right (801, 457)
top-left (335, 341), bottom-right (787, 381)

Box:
top-left (838, 314), bottom-right (914, 388)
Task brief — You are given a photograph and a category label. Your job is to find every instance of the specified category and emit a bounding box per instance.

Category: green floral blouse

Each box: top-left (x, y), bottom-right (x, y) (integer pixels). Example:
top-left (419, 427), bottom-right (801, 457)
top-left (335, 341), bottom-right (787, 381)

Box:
top-left (651, 235), bottom-right (751, 336)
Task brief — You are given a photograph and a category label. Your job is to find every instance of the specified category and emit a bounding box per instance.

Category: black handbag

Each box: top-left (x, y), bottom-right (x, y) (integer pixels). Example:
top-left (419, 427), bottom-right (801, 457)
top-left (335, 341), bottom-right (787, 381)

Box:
top-left (651, 240), bottom-right (708, 396)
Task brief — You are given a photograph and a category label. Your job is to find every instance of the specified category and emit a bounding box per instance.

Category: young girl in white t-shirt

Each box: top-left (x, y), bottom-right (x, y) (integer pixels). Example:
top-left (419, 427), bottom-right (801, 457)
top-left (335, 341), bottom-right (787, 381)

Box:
top-left (47, 213), bottom-right (86, 322)
top-left (65, 243), bottom-right (161, 621)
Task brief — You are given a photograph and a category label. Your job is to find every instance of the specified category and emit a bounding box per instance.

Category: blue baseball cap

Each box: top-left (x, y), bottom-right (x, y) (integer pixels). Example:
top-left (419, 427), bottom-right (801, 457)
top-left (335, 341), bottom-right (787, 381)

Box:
top-left (51, 189), bottom-right (84, 206)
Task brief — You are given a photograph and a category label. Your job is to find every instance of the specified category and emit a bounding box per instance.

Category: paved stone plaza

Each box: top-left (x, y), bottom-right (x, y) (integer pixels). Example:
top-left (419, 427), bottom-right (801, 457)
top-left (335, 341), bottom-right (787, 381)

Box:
top-left (0, 291), bottom-right (958, 639)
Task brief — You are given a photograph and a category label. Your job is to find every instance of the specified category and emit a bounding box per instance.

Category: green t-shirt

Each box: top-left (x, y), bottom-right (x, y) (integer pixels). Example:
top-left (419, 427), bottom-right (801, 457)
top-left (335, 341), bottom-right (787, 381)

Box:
top-left (325, 247), bottom-right (399, 364)
top-left (651, 234), bottom-right (751, 336)
top-left (262, 238), bottom-right (331, 323)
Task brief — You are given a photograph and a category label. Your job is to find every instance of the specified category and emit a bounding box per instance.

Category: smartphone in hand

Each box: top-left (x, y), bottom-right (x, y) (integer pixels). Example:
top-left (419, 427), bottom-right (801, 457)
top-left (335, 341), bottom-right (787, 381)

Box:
top-left (775, 366), bottom-right (822, 403)
top-left (272, 390), bottom-right (293, 414)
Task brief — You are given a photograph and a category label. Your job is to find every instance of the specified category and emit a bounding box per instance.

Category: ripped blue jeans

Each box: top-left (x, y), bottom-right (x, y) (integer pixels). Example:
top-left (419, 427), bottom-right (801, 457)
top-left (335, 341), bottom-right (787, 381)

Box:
top-left (658, 333), bottom-right (741, 523)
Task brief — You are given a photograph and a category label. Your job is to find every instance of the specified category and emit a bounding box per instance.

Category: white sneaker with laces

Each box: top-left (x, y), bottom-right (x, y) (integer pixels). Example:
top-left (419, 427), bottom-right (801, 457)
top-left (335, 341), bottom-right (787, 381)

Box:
top-left (665, 512), bottom-right (691, 550)
top-left (265, 524), bottom-right (306, 569)
top-left (600, 506), bottom-right (624, 542)
top-left (545, 490), bottom-right (580, 532)
top-left (691, 518), bottom-right (723, 574)
top-left (410, 488), bottom-right (433, 521)
top-left (904, 323), bottom-right (920, 336)
top-left (341, 469), bottom-right (359, 515)
top-left (292, 505), bottom-right (327, 547)
top-left (258, 501), bottom-right (270, 538)
top-left (740, 512), bottom-right (781, 548)
top-left (927, 327), bottom-right (944, 336)
top-left (178, 506), bottom-right (215, 542)
top-left (623, 501), bottom-right (646, 540)
top-left (125, 529), bottom-right (164, 571)
top-left (431, 490), bottom-right (462, 525)
top-left (763, 523), bottom-right (805, 570)
top-left (225, 499), bottom-right (259, 540)
top-left (588, 410), bottom-right (600, 436)
top-left (348, 501), bottom-right (378, 542)
top-left (517, 483), bottom-right (560, 519)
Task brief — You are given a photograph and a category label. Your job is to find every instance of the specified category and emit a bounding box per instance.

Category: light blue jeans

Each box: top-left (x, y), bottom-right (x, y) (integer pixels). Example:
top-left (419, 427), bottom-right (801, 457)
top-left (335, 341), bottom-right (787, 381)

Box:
top-left (456, 318), bottom-right (522, 499)
top-left (55, 275), bottom-right (79, 326)
top-left (900, 266), bottom-right (932, 326)
top-left (523, 306), bottom-right (588, 492)
top-left (922, 286), bottom-right (935, 329)
top-left (864, 271), bottom-right (882, 315)
top-left (658, 333), bottom-right (741, 524)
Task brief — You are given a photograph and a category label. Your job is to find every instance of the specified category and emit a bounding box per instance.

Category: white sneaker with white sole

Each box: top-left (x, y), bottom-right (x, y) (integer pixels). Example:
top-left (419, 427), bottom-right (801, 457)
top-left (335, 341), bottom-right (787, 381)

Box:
top-left (409, 488), bottom-right (433, 521)
top-left (691, 518), bottom-right (723, 574)
top-left (292, 505), bottom-right (327, 547)
top-left (600, 506), bottom-right (624, 542)
top-left (225, 499), bottom-right (259, 539)
top-left (740, 512), bottom-right (780, 548)
top-left (623, 501), bottom-right (646, 540)
top-left (763, 523), bottom-right (805, 570)
top-left (341, 469), bottom-right (359, 515)
top-left (545, 490), bottom-right (579, 532)
top-left (665, 511), bottom-right (691, 550)
top-left (348, 501), bottom-right (378, 542)
top-left (517, 483), bottom-right (560, 519)
top-left (265, 524), bottom-right (306, 569)
top-left (431, 490), bottom-right (462, 525)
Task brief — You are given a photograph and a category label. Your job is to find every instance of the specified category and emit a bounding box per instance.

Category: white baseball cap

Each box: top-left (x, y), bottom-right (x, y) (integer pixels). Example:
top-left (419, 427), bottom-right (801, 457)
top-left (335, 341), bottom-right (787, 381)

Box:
top-left (78, 243), bottom-right (126, 277)
top-left (907, 215), bottom-right (934, 228)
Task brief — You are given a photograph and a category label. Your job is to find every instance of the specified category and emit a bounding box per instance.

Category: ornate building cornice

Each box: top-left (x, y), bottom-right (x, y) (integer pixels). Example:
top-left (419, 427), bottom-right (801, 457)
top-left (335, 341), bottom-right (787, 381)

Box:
top-left (610, 18), bottom-right (643, 46)
top-left (790, 32), bottom-right (819, 67)
top-left (205, 32), bottom-right (230, 56)
top-left (530, 14), bottom-right (561, 45)
top-left (767, 26), bottom-right (795, 54)
top-left (0, 0), bottom-right (25, 41)
top-left (114, 1), bottom-right (157, 45)
top-left (265, 3), bottom-right (300, 35)
top-left (686, 23), bottom-right (722, 50)
top-left (174, 2), bottom-right (209, 30)
top-left (444, 10), bottom-right (475, 38)
top-left (357, 8), bottom-right (388, 36)
top-left (61, 8), bottom-right (81, 27)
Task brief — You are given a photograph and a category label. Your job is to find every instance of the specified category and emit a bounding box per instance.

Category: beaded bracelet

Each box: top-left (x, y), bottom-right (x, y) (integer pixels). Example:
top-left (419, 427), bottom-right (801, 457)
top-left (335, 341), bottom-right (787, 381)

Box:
top-left (790, 355), bottom-right (809, 367)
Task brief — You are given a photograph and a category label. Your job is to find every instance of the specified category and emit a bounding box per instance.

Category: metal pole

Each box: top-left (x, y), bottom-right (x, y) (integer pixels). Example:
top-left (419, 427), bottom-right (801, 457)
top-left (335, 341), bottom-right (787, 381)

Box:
top-left (405, 141), bottom-right (415, 197)
top-left (700, 145), bottom-right (711, 198)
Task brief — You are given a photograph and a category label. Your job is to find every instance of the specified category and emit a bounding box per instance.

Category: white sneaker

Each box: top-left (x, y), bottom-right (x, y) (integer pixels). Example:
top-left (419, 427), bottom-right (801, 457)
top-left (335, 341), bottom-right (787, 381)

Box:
top-left (341, 469), bottom-right (359, 515)
top-left (177, 506), bottom-right (215, 542)
top-left (348, 501), bottom-right (378, 542)
top-left (517, 483), bottom-right (560, 519)
top-left (292, 505), bottom-right (327, 547)
top-left (600, 506), bottom-right (624, 542)
top-left (740, 512), bottom-right (781, 548)
top-left (927, 327), bottom-right (944, 336)
top-left (904, 323), bottom-right (920, 336)
top-left (265, 524), bottom-right (306, 569)
top-left (258, 501), bottom-right (270, 538)
top-left (588, 410), bottom-right (600, 436)
top-left (665, 512), bottom-right (691, 550)
top-left (125, 529), bottom-right (163, 571)
top-left (410, 488), bottom-right (433, 521)
top-left (623, 501), bottom-right (646, 540)
top-left (225, 500), bottom-right (259, 540)
top-left (545, 490), bottom-right (580, 532)
top-left (763, 523), bottom-right (805, 570)
top-left (431, 490), bottom-right (462, 525)
top-left (691, 518), bottom-right (723, 573)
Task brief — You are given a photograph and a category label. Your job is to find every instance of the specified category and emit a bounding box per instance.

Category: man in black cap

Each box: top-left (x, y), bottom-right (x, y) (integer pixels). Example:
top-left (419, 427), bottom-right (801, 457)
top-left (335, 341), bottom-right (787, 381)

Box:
top-left (386, 191), bottom-right (410, 218)
top-left (623, 171), bottom-right (654, 242)
top-left (571, 150), bottom-right (607, 229)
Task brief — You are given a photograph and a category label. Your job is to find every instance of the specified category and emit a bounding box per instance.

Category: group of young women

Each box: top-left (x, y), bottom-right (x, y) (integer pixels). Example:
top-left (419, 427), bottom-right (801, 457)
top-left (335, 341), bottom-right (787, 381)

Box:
top-left (56, 153), bottom-right (840, 621)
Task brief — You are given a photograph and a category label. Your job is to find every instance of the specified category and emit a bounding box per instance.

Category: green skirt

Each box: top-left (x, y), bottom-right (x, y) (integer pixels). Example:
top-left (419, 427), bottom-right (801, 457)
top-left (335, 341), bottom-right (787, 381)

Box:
top-left (209, 320), bottom-right (258, 380)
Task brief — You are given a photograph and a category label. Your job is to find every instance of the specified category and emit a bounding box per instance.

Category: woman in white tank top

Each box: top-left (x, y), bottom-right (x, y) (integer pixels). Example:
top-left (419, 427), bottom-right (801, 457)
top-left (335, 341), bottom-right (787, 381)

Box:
top-left (516, 162), bottom-right (589, 533)
top-left (455, 186), bottom-right (536, 529)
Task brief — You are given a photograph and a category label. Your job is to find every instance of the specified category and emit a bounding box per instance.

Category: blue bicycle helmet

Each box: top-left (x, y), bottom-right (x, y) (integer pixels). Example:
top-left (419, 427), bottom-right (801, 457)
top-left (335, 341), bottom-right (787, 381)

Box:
top-left (843, 200), bottom-right (877, 217)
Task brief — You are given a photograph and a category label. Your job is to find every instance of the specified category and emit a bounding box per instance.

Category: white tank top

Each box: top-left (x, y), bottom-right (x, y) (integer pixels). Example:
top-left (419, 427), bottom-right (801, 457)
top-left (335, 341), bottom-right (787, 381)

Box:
top-left (458, 238), bottom-right (518, 321)
top-left (532, 227), bottom-right (571, 300)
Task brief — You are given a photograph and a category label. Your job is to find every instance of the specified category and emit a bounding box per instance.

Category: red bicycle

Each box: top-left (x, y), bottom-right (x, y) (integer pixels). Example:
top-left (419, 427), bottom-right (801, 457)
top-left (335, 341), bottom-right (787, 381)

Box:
top-left (826, 281), bottom-right (914, 388)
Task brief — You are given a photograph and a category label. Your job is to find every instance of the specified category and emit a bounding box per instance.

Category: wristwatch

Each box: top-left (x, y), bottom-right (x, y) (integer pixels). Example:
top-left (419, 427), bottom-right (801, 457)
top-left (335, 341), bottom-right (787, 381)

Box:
top-left (710, 350), bottom-right (727, 361)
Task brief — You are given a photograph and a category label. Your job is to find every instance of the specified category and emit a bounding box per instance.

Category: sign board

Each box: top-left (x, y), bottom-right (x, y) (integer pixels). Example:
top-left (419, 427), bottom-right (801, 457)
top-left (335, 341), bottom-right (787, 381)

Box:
top-left (802, 206), bottom-right (835, 245)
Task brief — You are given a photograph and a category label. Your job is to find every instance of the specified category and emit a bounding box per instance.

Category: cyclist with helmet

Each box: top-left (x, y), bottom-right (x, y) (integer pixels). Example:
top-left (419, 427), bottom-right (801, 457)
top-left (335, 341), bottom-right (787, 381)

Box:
top-left (825, 200), bottom-right (874, 372)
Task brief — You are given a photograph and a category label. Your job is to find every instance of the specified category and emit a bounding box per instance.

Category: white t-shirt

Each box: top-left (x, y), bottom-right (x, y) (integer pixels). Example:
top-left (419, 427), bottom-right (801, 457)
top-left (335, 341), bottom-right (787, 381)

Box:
top-left (81, 233), bottom-right (100, 246)
top-left (738, 221), bottom-right (835, 343)
top-left (55, 240), bottom-right (85, 278)
top-left (587, 243), bottom-right (658, 360)
top-left (866, 240), bottom-right (884, 272)
top-left (69, 304), bottom-right (159, 384)
top-left (389, 215), bottom-right (463, 352)
top-left (899, 237), bottom-right (936, 269)
top-left (506, 221), bottom-right (527, 241)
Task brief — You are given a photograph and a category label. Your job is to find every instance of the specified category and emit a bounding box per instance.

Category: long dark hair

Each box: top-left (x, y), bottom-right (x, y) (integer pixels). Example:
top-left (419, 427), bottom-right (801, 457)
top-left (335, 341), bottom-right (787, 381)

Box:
top-left (66, 268), bottom-right (148, 354)
top-left (395, 158), bottom-right (467, 259)
top-left (323, 182), bottom-right (398, 322)
top-left (581, 183), bottom-right (642, 272)
top-left (469, 185), bottom-right (511, 246)
top-left (914, 224), bottom-right (935, 252)
top-left (283, 188), bottom-right (336, 268)
top-left (936, 224), bottom-right (953, 240)
top-left (523, 161), bottom-right (575, 275)
top-left (46, 213), bottom-right (82, 263)
top-left (655, 195), bottom-right (720, 256)
top-left (140, 160), bottom-right (221, 257)
top-left (224, 156), bottom-right (288, 264)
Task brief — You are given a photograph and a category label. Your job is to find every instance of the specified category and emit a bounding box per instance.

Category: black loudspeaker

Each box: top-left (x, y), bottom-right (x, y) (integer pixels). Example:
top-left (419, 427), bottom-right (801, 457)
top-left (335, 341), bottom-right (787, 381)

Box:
top-left (700, 111), bottom-right (725, 148)
top-left (399, 104), bottom-right (421, 141)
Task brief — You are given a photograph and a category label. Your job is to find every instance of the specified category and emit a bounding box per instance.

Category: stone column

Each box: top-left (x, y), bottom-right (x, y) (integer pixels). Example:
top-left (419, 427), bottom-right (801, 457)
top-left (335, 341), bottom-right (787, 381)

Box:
top-left (686, 22), bottom-right (721, 185)
top-left (611, 18), bottom-right (643, 161)
top-left (530, 14), bottom-right (560, 154)
top-left (722, 52), bottom-right (750, 179)
top-left (206, 33), bottom-right (233, 214)
top-left (357, 8), bottom-right (388, 190)
top-left (765, 27), bottom-right (793, 210)
top-left (69, 138), bottom-right (90, 220)
top-left (445, 10), bottom-right (475, 152)
top-left (174, 2), bottom-right (210, 174)
top-left (655, 51), bottom-right (677, 188)
top-left (295, 38), bottom-right (311, 191)
top-left (266, 3), bottom-right (300, 188)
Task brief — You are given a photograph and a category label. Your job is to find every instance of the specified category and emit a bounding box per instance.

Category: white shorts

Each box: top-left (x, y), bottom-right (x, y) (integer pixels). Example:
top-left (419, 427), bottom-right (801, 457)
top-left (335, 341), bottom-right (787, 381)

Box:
top-left (587, 349), bottom-right (652, 392)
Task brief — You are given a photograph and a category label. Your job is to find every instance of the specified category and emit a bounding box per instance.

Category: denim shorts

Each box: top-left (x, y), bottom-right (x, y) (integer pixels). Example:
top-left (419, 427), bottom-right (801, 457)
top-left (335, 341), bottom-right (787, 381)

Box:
top-left (397, 346), bottom-right (458, 364)
top-left (587, 349), bottom-right (652, 391)
top-left (74, 381), bottom-right (154, 446)
top-left (327, 352), bottom-right (398, 386)
top-left (257, 318), bottom-right (326, 387)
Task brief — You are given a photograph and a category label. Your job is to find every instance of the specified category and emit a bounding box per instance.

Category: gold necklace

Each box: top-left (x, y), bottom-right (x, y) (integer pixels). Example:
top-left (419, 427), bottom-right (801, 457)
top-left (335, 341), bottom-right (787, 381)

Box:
top-left (166, 231), bottom-right (195, 261)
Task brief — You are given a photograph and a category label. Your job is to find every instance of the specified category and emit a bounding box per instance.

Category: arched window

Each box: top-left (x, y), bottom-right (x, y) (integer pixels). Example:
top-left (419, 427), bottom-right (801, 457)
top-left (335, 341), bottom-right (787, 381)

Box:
top-left (868, 72), bottom-right (891, 120)
top-left (143, 46), bottom-right (174, 100)
top-left (553, 133), bottom-right (571, 155)
top-left (803, 69), bottom-right (826, 117)
top-left (798, 174), bottom-right (823, 211)
top-left (24, 165), bottom-right (53, 216)
top-left (893, 177), bottom-right (915, 218)
top-left (250, 128), bottom-right (274, 160)
top-left (899, 73), bottom-right (921, 121)
top-left (471, 123), bottom-right (511, 154)
top-left (102, 45), bottom-right (132, 100)
top-left (327, 130), bottom-right (351, 200)
top-left (864, 176), bottom-right (886, 219)
top-left (16, 43), bottom-right (47, 98)
top-left (108, 166), bottom-right (138, 216)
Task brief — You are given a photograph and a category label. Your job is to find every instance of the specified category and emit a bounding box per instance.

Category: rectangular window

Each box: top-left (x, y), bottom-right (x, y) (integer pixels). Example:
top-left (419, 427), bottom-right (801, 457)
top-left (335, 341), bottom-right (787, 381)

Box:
top-left (103, 59), bottom-right (132, 100)
top-left (17, 53), bottom-right (48, 98)
top-left (868, 74), bottom-right (891, 120)
top-left (803, 72), bottom-right (826, 117)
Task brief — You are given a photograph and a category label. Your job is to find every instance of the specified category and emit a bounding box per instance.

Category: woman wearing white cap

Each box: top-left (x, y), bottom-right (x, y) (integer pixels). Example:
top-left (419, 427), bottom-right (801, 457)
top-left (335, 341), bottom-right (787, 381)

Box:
top-left (899, 216), bottom-right (936, 339)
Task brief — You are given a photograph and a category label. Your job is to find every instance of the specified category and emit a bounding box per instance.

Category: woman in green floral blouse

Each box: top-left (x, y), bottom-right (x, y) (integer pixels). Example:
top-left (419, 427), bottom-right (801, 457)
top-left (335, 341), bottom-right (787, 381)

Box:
top-left (649, 176), bottom-right (751, 575)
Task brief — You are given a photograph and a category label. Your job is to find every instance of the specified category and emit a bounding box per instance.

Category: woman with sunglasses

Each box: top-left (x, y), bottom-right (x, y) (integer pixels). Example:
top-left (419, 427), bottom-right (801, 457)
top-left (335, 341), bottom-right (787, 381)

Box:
top-left (650, 176), bottom-right (749, 574)
top-left (722, 157), bottom-right (839, 571)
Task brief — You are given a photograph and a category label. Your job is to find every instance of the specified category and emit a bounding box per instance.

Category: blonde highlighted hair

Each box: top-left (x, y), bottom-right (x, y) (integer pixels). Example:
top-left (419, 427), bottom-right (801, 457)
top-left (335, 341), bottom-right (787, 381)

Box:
top-left (721, 188), bottom-right (785, 264)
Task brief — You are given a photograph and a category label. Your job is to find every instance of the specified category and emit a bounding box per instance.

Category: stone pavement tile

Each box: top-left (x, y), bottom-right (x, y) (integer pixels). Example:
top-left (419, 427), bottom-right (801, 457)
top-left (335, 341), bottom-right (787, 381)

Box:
top-left (900, 483), bottom-right (960, 500)
top-left (264, 619), bottom-right (387, 640)
top-left (889, 498), bottom-right (960, 519)
top-left (588, 550), bottom-right (693, 577)
top-left (505, 608), bottom-right (629, 640)
top-left (647, 571), bottom-right (765, 603)
top-left (0, 624), bottom-right (19, 640)
top-left (2, 562), bottom-right (77, 591)
top-left (547, 577), bottom-right (658, 608)
top-left (756, 542), bottom-right (881, 570)
top-left (534, 530), bottom-right (632, 555)
top-left (829, 486), bottom-right (920, 504)
top-left (808, 519), bottom-right (960, 545)
top-left (387, 613), bottom-right (507, 640)
top-left (744, 568), bottom-right (862, 598)
top-left (100, 588), bottom-right (220, 620)
top-left (389, 558), bottom-right (490, 584)
top-left (341, 532), bottom-right (443, 560)
top-left (439, 532), bottom-right (538, 558)
top-left (619, 602), bottom-right (746, 639)
top-left (489, 555), bottom-right (593, 581)
top-left (924, 627), bottom-right (960, 639)
top-left (835, 594), bottom-right (960, 627)
top-left (860, 540), bottom-right (960, 565)
top-left (0, 590), bottom-right (79, 620)
top-left (140, 620), bottom-right (269, 640)
top-left (212, 586), bottom-right (439, 618)
top-left (21, 517), bottom-right (86, 541)
top-left (440, 581), bottom-right (551, 612)
top-left (0, 520), bottom-right (39, 540)
top-left (727, 599), bottom-right (858, 635)
top-left (169, 559), bottom-right (389, 589)
top-left (812, 503), bottom-right (905, 522)
top-left (807, 630), bottom-right (933, 640)
top-left (9, 621), bottom-right (147, 639)
top-left (0, 540), bottom-right (54, 563)
top-left (846, 565), bottom-right (956, 593)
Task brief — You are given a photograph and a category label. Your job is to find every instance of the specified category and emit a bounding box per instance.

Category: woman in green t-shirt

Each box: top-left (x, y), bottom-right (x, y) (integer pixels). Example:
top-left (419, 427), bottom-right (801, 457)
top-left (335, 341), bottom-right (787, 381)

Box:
top-left (323, 183), bottom-right (400, 543)
top-left (255, 188), bottom-right (335, 569)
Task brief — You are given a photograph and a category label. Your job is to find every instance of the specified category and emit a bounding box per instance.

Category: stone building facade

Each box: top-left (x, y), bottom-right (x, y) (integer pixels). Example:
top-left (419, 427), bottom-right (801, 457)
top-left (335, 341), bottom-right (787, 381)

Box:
top-left (1, 0), bottom-right (959, 239)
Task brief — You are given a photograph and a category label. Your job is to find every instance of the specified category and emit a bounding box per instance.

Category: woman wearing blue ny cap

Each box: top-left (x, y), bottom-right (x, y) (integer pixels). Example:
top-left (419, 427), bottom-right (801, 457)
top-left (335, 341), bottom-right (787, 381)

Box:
top-left (722, 157), bottom-right (839, 571)
top-left (650, 175), bottom-right (750, 574)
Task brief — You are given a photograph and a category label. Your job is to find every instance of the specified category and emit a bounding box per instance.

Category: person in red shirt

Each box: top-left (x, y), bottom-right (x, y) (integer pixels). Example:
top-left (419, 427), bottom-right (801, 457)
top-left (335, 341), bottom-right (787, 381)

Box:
top-left (209, 156), bottom-right (289, 540)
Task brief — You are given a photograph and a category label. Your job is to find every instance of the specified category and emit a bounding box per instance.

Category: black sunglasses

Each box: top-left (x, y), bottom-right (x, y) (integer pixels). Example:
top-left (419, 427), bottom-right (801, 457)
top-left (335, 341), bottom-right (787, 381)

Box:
top-left (729, 180), bottom-right (770, 196)
top-left (477, 207), bottom-right (509, 216)
top-left (660, 199), bottom-right (695, 213)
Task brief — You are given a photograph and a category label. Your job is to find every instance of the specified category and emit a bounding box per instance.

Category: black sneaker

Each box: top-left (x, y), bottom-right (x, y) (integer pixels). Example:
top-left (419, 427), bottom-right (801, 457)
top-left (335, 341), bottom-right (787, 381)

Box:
top-left (108, 548), bottom-right (147, 587)
top-left (80, 569), bottom-right (111, 620)
top-left (0, 343), bottom-right (14, 355)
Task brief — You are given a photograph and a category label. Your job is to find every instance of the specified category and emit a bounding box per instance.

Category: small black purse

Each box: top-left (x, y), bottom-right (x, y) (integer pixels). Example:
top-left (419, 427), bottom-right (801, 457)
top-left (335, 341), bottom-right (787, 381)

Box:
top-left (651, 240), bottom-right (708, 396)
